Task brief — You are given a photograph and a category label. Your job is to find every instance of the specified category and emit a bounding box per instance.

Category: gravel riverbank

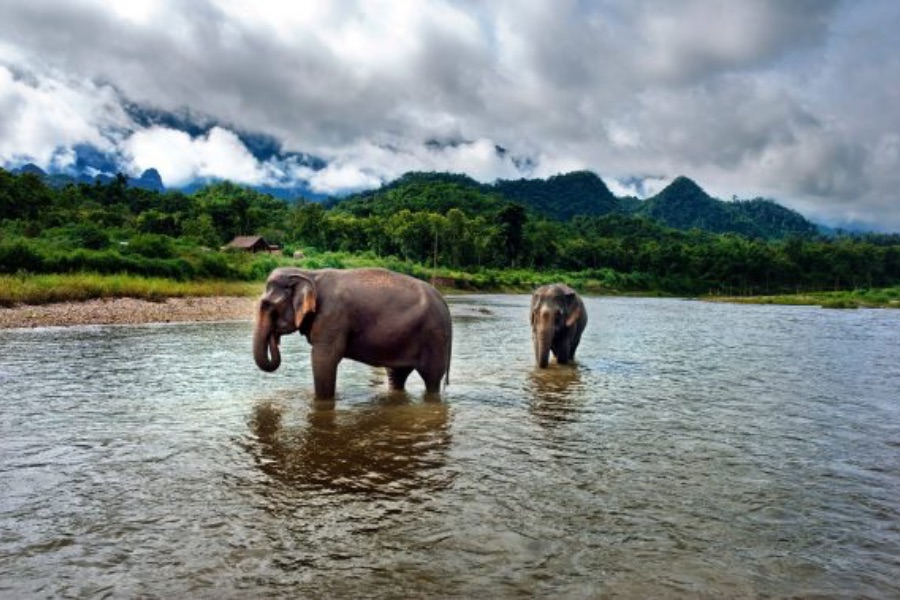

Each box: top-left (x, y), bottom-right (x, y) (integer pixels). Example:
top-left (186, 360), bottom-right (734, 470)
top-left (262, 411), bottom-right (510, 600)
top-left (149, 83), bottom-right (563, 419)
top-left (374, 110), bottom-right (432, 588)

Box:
top-left (0, 296), bottom-right (258, 329)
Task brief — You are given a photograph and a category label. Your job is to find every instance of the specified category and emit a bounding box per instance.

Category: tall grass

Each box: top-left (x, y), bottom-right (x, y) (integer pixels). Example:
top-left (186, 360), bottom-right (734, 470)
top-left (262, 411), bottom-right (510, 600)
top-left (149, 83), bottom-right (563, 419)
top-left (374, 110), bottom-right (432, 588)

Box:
top-left (5, 255), bottom-right (898, 310)
top-left (0, 273), bottom-right (259, 307)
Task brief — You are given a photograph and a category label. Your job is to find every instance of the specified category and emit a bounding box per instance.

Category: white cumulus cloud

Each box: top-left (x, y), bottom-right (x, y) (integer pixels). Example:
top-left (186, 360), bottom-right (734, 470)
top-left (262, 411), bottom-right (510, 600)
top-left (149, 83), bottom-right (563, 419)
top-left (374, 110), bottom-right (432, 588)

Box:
top-left (125, 126), bottom-right (269, 187)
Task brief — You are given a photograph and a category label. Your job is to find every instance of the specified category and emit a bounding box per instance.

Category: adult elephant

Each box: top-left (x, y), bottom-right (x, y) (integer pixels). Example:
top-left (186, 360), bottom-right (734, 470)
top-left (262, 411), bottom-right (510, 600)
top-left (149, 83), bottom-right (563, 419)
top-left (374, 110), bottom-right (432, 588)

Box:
top-left (530, 283), bottom-right (587, 368)
top-left (253, 267), bottom-right (452, 398)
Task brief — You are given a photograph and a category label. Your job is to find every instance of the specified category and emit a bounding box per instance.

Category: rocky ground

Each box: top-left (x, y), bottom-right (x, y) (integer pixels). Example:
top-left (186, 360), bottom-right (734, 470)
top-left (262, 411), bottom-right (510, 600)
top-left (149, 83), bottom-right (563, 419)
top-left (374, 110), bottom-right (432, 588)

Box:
top-left (0, 296), bottom-right (258, 329)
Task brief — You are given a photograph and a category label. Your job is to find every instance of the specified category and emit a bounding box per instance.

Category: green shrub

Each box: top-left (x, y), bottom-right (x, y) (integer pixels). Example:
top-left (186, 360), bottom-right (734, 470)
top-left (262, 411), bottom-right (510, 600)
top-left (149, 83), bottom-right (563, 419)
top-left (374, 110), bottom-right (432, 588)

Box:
top-left (196, 253), bottom-right (236, 279)
top-left (127, 234), bottom-right (176, 259)
top-left (245, 255), bottom-right (282, 280)
top-left (71, 223), bottom-right (111, 250)
top-left (0, 238), bottom-right (44, 273)
top-left (821, 299), bottom-right (857, 309)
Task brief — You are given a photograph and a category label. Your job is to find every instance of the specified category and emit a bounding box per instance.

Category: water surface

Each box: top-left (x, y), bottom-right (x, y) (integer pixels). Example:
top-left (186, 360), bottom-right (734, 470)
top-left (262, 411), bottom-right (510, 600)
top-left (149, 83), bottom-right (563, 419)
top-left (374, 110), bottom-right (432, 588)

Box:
top-left (1, 296), bottom-right (899, 597)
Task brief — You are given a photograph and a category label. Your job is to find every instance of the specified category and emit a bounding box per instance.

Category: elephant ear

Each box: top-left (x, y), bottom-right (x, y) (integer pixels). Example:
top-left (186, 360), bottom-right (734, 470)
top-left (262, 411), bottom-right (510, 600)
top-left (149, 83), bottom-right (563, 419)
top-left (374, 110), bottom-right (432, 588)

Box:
top-left (288, 274), bottom-right (317, 329)
top-left (561, 286), bottom-right (582, 327)
top-left (529, 292), bottom-right (540, 326)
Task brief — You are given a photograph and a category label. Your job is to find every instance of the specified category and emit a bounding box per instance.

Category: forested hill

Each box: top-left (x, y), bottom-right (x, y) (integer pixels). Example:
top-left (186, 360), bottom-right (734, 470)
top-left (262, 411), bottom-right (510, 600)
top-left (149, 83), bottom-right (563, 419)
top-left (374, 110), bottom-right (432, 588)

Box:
top-left (327, 172), bottom-right (507, 216)
top-left (4, 166), bottom-right (900, 297)
top-left (638, 176), bottom-right (818, 239)
top-left (492, 171), bottom-right (619, 221)
top-left (332, 171), bottom-right (819, 240)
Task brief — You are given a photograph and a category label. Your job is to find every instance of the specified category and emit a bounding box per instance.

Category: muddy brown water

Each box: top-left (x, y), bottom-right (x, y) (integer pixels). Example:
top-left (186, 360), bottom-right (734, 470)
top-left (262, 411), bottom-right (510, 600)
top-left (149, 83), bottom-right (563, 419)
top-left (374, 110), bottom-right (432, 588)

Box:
top-left (1, 295), bottom-right (899, 597)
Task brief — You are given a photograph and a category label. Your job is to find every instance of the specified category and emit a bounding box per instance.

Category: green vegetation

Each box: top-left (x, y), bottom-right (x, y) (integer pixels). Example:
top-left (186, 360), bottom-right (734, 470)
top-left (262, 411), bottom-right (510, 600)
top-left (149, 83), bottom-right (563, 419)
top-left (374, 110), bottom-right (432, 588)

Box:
top-left (0, 273), bottom-right (259, 307)
top-left (2, 167), bottom-right (900, 308)
top-left (705, 287), bottom-right (900, 309)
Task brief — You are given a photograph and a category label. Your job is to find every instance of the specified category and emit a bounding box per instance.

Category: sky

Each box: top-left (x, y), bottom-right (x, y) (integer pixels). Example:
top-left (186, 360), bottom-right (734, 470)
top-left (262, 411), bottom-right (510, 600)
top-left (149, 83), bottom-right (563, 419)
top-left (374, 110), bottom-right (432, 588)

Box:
top-left (1, 0), bottom-right (899, 230)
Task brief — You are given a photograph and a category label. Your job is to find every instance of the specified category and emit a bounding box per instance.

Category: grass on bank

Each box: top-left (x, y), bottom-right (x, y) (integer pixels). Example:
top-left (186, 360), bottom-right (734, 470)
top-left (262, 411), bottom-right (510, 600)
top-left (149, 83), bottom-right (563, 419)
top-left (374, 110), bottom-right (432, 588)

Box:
top-left (0, 273), bottom-right (260, 307)
top-left (704, 286), bottom-right (900, 309)
top-left (0, 254), bottom-right (656, 307)
top-left (3, 249), bottom-right (899, 309)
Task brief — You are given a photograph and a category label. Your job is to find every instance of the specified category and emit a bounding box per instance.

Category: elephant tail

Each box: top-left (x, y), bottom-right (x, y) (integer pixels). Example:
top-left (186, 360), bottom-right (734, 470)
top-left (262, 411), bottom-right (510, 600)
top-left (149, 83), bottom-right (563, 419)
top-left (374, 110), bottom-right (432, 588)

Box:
top-left (444, 331), bottom-right (452, 390)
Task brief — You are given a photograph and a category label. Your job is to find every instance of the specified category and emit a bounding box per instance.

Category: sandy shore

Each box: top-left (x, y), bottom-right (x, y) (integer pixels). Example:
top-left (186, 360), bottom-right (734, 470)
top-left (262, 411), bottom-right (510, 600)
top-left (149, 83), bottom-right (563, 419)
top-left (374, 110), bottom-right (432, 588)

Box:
top-left (0, 296), bottom-right (259, 329)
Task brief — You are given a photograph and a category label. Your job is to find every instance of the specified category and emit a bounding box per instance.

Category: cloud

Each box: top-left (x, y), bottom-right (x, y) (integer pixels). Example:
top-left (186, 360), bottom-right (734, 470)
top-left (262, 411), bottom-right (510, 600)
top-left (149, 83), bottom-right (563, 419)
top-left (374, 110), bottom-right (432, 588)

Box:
top-left (629, 0), bottom-right (838, 83)
top-left (306, 137), bottom-right (524, 194)
top-left (1, 0), bottom-right (899, 229)
top-left (125, 126), bottom-right (271, 187)
top-left (0, 63), bottom-right (127, 169)
top-left (608, 176), bottom-right (672, 199)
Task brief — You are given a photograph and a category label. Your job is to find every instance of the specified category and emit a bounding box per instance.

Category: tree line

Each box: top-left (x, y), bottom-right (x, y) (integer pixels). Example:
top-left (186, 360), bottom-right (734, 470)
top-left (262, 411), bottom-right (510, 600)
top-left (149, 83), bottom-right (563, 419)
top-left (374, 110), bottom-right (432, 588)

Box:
top-left (2, 167), bottom-right (899, 294)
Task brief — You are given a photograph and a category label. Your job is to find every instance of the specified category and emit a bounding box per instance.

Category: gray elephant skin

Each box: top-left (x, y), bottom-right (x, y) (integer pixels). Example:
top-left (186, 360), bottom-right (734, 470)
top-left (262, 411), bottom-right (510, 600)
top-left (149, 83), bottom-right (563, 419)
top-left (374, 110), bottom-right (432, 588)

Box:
top-left (253, 267), bottom-right (453, 398)
top-left (530, 283), bottom-right (588, 368)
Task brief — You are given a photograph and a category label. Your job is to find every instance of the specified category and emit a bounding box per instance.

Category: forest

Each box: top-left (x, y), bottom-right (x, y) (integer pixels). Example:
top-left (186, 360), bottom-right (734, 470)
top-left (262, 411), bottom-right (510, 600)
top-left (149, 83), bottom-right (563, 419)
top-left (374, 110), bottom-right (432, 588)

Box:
top-left (2, 167), bottom-right (900, 299)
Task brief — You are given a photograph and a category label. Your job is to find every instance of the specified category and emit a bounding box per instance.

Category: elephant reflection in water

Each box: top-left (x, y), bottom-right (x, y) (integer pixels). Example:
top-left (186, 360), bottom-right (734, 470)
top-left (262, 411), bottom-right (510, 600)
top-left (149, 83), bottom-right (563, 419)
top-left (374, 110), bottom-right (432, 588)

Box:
top-left (527, 365), bottom-right (586, 428)
top-left (249, 396), bottom-right (453, 496)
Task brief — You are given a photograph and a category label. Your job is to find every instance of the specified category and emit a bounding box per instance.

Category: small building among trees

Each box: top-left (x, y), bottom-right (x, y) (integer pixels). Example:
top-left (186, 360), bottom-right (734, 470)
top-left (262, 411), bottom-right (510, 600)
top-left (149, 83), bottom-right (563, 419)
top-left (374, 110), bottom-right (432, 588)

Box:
top-left (224, 236), bottom-right (280, 254)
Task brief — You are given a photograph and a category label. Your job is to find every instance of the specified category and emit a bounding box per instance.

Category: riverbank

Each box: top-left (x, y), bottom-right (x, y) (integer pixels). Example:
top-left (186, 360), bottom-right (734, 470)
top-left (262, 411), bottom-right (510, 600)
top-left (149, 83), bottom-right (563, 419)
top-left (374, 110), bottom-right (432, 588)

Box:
top-left (0, 296), bottom-right (258, 329)
top-left (6, 288), bottom-right (900, 329)
top-left (703, 288), bottom-right (900, 309)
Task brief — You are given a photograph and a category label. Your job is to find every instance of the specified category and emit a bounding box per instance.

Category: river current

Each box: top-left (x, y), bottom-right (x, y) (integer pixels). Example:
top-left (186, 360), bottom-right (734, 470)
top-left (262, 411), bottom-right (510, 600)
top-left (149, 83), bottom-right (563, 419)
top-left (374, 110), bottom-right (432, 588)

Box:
top-left (1, 296), bottom-right (899, 597)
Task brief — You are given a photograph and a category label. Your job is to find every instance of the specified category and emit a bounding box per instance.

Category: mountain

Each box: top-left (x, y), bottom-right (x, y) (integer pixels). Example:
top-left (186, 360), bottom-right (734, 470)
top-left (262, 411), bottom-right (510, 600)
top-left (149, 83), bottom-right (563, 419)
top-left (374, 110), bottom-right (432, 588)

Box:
top-left (330, 171), bottom-right (820, 240)
top-left (13, 163), bottom-right (165, 192)
top-left (493, 171), bottom-right (619, 220)
top-left (11, 152), bottom-right (820, 239)
top-left (636, 176), bottom-right (761, 236)
top-left (129, 168), bottom-right (164, 192)
top-left (330, 172), bottom-right (505, 216)
top-left (179, 179), bottom-right (326, 201)
top-left (335, 170), bottom-right (623, 221)
top-left (730, 198), bottom-right (819, 238)
top-left (635, 177), bottom-right (818, 238)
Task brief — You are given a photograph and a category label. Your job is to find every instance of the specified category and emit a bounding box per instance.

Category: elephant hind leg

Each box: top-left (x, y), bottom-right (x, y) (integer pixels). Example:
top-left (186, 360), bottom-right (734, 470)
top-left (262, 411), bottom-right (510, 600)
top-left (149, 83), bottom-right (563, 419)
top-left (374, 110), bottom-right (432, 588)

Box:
top-left (418, 328), bottom-right (450, 394)
top-left (386, 367), bottom-right (413, 391)
top-left (570, 329), bottom-right (584, 359)
top-left (417, 364), bottom-right (446, 395)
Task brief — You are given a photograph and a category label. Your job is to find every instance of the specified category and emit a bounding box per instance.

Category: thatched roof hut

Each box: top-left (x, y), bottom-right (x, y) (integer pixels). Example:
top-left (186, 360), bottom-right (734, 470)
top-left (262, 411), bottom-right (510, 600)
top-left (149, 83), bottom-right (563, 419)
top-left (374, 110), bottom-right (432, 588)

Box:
top-left (224, 236), bottom-right (278, 253)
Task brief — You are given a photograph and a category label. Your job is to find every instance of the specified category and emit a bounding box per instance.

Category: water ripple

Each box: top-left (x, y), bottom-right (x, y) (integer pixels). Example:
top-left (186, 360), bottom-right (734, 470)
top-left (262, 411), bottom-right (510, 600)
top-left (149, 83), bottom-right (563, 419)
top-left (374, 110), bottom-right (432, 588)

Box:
top-left (1, 299), bottom-right (899, 597)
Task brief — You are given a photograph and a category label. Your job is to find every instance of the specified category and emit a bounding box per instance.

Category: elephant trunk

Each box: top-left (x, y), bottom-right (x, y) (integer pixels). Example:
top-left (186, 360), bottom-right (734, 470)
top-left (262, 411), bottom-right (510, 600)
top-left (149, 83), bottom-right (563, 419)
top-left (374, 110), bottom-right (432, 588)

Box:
top-left (534, 310), bottom-right (554, 368)
top-left (253, 306), bottom-right (281, 372)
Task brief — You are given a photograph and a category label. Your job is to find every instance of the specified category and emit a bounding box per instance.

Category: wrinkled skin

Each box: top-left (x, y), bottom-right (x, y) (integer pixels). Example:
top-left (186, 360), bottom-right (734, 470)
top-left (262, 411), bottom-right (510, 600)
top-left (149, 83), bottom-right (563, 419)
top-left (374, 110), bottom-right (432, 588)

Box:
top-left (254, 267), bottom-right (452, 399)
top-left (530, 283), bottom-right (588, 368)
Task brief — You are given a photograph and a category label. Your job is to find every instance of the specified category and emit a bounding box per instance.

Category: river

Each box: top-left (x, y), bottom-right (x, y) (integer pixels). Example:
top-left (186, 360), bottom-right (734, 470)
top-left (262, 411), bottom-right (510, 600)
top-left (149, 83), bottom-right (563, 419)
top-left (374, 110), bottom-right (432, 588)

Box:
top-left (1, 295), bottom-right (899, 598)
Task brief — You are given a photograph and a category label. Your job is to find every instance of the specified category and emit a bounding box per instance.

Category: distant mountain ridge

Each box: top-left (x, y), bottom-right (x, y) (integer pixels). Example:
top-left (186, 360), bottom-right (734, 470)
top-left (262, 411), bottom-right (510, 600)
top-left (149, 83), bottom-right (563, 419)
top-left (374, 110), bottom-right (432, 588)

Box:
top-left (12, 162), bottom-right (325, 200)
top-left (14, 163), bottom-right (165, 192)
top-left (14, 160), bottom-right (819, 239)
top-left (638, 176), bottom-right (817, 238)
top-left (493, 171), bottom-right (619, 220)
top-left (335, 171), bottom-right (820, 239)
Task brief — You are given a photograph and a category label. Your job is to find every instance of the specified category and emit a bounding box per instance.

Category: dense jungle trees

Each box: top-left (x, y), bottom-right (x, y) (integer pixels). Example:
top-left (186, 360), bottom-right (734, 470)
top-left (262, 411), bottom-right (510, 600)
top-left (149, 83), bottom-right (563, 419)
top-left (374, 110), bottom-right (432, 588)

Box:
top-left (2, 167), bottom-right (899, 295)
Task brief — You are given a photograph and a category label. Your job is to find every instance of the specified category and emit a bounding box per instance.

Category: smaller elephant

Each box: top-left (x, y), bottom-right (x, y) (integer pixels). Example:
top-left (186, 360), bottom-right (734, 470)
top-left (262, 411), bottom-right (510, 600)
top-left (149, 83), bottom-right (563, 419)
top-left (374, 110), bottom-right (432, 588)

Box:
top-left (530, 283), bottom-right (588, 368)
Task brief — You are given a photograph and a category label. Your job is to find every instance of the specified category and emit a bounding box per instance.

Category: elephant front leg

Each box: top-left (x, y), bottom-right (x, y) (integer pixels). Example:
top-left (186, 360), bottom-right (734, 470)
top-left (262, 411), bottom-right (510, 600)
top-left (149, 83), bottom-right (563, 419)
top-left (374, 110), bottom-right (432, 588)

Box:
top-left (553, 340), bottom-right (571, 364)
top-left (386, 367), bottom-right (413, 391)
top-left (311, 343), bottom-right (342, 399)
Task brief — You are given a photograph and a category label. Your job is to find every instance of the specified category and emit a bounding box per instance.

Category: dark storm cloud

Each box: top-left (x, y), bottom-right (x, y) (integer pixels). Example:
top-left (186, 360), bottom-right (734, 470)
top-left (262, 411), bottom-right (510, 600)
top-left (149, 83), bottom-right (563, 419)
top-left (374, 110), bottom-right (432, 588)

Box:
top-left (0, 0), bottom-right (898, 229)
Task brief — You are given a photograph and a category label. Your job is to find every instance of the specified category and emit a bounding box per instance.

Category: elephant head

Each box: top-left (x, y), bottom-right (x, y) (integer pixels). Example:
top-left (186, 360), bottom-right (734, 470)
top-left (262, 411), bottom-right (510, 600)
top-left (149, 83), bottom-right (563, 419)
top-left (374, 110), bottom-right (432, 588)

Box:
top-left (531, 284), bottom-right (584, 368)
top-left (253, 268), bottom-right (317, 372)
